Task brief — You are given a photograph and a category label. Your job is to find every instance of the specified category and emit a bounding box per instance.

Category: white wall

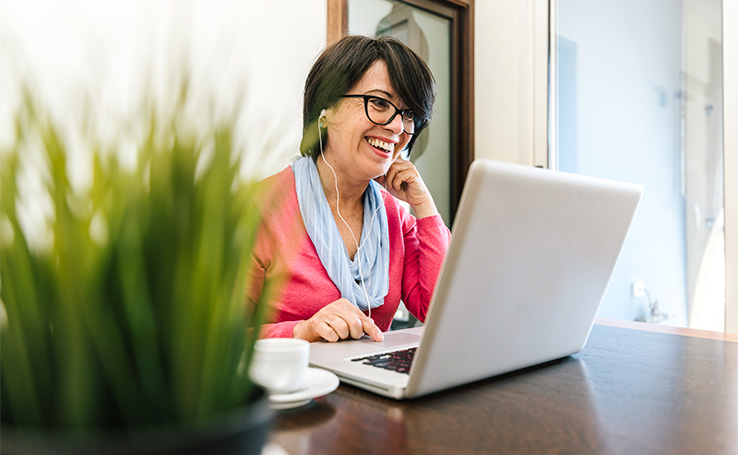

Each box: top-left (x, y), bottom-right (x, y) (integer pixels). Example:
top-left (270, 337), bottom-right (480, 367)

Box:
top-left (236, 1), bottom-right (327, 177)
top-left (475, 0), bottom-right (539, 166)
top-left (725, 0), bottom-right (738, 332)
top-left (0, 0), bottom-right (327, 179)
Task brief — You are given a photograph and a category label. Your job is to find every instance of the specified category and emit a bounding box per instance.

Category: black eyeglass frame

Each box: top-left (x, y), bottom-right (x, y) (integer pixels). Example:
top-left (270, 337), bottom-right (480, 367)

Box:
top-left (338, 94), bottom-right (424, 135)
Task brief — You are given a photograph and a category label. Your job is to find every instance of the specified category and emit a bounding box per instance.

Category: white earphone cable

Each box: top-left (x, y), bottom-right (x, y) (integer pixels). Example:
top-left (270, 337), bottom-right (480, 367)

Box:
top-left (318, 115), bottom-right (385, 320)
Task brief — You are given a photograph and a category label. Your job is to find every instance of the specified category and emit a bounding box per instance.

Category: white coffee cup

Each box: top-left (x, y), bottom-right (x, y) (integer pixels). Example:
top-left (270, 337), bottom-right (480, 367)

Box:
top-left (249, 338), bottom-right (310, 394)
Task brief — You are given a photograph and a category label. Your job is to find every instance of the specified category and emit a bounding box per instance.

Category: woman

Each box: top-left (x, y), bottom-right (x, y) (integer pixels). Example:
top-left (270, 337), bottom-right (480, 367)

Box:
top-left (250, 35), bottom-right (451, 342)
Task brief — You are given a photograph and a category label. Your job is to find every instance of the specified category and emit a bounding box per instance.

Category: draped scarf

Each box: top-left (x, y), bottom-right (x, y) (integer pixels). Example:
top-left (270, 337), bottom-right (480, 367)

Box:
top-left (293, 156), bottom-right (389, 311)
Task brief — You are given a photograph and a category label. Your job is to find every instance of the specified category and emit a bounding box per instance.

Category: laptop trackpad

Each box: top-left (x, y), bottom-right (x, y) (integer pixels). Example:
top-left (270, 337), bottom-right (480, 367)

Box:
top-left (379, 328), bottom-right (423, 346)
top-left (310, 327), bottom-right (424, 362)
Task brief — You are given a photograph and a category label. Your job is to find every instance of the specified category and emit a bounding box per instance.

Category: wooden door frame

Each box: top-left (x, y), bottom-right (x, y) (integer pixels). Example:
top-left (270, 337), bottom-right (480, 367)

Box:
top-left (327, 0), bottom-right (475, 221)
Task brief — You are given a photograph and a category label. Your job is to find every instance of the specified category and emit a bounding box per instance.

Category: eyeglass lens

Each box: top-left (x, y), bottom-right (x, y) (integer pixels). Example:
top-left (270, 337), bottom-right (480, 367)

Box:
top-left (365, 97), bottom-right (416, 134)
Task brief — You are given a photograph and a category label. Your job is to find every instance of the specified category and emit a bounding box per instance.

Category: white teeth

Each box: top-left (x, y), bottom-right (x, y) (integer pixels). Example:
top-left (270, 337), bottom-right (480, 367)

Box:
top-left (367, 137), bottom-right (394, 153)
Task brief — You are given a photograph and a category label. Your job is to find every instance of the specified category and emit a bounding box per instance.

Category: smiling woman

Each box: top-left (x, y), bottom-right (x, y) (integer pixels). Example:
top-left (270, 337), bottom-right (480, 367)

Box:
top-left (300, 36), bottom-right (435, 161)
top-left (249, 35), bottom-right (451, 344)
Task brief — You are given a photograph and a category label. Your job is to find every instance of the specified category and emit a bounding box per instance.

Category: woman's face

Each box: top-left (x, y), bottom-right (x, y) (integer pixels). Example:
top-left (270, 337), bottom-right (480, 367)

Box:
top-left (323, 60), bottom-right (412, 181)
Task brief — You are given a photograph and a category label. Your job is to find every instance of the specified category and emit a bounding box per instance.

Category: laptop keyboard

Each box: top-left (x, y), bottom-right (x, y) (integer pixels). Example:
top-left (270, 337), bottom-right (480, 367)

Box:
top-left (352, 347), bottom-right (417, 374)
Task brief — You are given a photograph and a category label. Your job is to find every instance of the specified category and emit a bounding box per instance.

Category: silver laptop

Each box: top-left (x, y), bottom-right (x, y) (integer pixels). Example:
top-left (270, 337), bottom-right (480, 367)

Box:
top-left (310, 159), bottom-right (643, 399)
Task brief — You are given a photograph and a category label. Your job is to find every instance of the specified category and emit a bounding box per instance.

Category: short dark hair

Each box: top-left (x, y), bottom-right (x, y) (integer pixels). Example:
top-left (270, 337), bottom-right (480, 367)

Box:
top-left (300, 35), bottom-right (436, 159)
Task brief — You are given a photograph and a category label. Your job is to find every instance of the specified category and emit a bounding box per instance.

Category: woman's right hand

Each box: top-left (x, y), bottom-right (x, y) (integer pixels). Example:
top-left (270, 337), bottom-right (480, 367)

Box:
top-left (293, 298), bottom-right (384, 342)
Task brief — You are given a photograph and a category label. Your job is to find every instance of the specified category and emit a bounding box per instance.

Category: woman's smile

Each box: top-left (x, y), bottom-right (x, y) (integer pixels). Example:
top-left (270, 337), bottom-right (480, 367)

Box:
top-left (366, 136), bottom-right (395, 154)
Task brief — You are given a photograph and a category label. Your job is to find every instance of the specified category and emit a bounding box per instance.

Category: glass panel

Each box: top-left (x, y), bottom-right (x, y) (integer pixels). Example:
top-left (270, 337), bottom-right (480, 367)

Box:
top-left (554, 0), bottom-right (725, 329)
top-left (348, 0), bottom-right (452, 225)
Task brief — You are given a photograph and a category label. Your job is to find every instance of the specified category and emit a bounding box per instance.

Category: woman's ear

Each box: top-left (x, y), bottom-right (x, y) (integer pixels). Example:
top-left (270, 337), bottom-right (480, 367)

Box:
top-left (322, 104), bottom-right (340, 121)
top-left (318, 109), bottom-right (328, 128)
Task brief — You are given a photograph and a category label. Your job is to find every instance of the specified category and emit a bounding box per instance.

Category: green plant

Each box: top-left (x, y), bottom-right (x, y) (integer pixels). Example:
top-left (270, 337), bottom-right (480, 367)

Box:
top-left (0, 93), bottom-right (273, 431)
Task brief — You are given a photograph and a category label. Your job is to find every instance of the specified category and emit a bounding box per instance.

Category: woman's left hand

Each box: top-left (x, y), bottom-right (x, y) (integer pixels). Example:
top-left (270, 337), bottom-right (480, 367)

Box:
top-left (375, 157), bottom-right (439, 218)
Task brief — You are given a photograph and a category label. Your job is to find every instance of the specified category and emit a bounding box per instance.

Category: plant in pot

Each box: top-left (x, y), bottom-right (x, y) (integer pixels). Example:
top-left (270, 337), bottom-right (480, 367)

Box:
top-left (0, 91), bottom-right (278, 454)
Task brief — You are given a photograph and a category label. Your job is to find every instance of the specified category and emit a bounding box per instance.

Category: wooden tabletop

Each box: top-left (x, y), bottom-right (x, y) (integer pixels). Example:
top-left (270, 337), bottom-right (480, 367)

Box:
top-left (269, 323), bottom-right (738, 455)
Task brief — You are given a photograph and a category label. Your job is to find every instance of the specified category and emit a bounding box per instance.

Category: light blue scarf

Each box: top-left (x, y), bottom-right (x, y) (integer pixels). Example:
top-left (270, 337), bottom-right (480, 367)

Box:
top-left (293, 156), bottom-right (389, 311)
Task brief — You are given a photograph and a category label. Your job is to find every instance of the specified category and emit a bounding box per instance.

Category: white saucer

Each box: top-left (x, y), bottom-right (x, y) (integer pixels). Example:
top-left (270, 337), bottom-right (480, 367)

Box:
top-left (268, 367), bottom-right (339, 410)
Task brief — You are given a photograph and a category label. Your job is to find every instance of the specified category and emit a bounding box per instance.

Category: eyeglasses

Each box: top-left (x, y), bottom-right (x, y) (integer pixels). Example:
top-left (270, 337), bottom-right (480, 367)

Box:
top-left (339, 94), bottom-right (421, 135)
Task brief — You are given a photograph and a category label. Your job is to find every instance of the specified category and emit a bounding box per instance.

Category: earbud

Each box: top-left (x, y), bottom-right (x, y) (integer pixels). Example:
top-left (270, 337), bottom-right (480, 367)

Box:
top-left (318, 109), bottom-right (327, 129)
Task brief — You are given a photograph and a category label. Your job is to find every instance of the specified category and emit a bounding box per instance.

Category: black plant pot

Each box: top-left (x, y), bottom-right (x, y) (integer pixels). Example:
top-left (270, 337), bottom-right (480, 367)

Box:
top-left (1, 386), bottom-right (274, 455)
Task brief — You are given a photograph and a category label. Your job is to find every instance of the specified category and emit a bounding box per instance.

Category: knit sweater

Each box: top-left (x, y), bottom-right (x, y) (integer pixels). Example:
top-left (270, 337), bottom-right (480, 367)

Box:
top-left (248, 166), bottom-right (451, 338)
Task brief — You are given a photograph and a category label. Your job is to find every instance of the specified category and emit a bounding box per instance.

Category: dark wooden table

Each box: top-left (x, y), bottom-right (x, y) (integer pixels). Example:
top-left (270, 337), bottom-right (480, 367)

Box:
top-left (269, 322), bottom-right (738, 455)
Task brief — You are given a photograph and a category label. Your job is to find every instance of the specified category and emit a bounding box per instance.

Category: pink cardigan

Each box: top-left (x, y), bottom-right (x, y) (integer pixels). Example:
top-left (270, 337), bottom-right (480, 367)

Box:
top-left (248, 166), bottom-right (451, 338)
